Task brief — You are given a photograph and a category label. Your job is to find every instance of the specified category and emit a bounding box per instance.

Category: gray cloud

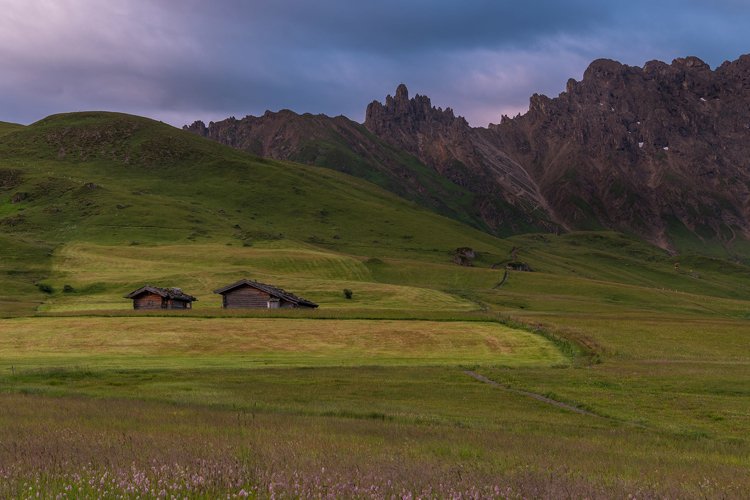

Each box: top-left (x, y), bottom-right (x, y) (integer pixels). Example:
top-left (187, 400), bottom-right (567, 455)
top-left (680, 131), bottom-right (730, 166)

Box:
top-left (0, 0), bottom-right (748, 127)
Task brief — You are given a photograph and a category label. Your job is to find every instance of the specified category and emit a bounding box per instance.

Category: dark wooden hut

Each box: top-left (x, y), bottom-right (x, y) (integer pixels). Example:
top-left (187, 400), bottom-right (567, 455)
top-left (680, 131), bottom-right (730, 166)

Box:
top-left (125, 285), bottom-right (197, 310)
top-left (213, 279), bottom-right (318, 309)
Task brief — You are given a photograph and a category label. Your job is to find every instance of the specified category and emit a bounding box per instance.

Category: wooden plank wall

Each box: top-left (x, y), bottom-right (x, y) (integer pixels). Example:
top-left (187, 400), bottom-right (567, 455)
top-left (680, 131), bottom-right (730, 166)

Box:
top-left (224, 286), bottom-right (273, 308)
top-left (133, 293), bottom-right (164, 310)
top-left (167, 299), bottom-right (190, 309)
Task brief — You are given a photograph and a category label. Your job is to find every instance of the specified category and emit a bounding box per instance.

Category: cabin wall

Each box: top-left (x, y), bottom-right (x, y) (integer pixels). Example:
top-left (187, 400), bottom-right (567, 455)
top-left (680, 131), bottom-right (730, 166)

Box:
top-left (166, 299), bottom-right (191, 310)
top-left (133, 293), bottom-right (193, 310)
top-left (223, 286), bottom-right (273, 308)
top-left (133, 293), bottom-right (164, 310)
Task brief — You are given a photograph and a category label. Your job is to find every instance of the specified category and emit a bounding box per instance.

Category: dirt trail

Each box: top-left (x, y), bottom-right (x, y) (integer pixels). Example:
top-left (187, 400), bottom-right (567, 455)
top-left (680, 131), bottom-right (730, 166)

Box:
top-left (463, 370), bottom-right (600, 417)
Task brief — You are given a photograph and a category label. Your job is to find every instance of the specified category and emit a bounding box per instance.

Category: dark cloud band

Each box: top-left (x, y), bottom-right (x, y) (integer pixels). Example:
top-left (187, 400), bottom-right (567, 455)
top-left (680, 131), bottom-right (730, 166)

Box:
top-left (0, 0), bottom-right (747, 127)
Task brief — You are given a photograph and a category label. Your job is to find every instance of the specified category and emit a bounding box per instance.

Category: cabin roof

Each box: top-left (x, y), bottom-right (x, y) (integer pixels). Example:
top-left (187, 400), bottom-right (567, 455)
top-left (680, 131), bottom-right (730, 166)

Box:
top-left (124, 285), bottom-right (197, 301)
top-left (213, 279), bottom-right (318, 308)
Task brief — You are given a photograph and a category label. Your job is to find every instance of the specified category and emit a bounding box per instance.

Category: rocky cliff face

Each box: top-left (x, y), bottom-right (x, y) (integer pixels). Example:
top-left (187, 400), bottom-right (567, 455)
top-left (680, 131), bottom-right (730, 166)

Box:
top-left (364, 84), bottom-right (560, 232)
top-left (186, 54), bottom-right (750, 251)
top-left (492, 55), bottom-right (750, 248)
top-left (185, 109), bottom-right (342, 158)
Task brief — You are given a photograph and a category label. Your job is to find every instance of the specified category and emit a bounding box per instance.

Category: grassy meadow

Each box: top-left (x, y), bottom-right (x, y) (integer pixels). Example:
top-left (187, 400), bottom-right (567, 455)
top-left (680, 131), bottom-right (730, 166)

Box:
top-left (0, 317), bottom-right (566, 369)
top-left (1, 113), bottom-right (749, 497)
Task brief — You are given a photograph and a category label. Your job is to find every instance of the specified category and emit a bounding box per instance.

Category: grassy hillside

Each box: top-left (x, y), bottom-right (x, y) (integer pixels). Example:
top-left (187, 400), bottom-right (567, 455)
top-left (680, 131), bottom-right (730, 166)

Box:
top-left (290, 123), bottom-right (486, 231)
top-left (0, 112), bottom-right (517, 314)
top-left (1, 112), bottom-right (749, 497)
top-left (0, 112), bottom-right (497, 249)
top-left (0, 120), bottom-right (24, 136)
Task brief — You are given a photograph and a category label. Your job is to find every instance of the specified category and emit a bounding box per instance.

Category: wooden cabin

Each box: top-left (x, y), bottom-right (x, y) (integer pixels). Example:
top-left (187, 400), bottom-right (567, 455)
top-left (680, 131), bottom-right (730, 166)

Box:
top-left (213, 279), bottom-right (318, 309)
top-left (125, 285), bottom-right (197, 310)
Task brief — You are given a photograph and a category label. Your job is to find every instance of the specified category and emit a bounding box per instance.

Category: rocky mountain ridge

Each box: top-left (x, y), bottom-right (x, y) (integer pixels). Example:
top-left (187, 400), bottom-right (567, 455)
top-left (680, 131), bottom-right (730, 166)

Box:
top-left (492, 55), bottom-right (750, 249)
top-left (185, 54), bottom-right (750, 251)
top-left (364, 84), bottom-right (560, 232)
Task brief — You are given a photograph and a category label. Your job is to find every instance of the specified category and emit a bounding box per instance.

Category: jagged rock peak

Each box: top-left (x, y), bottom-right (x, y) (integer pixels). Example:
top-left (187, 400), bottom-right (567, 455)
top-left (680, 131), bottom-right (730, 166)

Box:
top-left (672, 56), bottom-right (710, 70)
top-left (583, 58), bottom-right (628, 81)
top-left (719, 53), bottom-right (750, 70)
top-left (183, 120), bottom-right (207, 136)
top-left (364, 84), bottom-right (467, 136)
top-left (580, 56), bottom-right (716, 87)
top-left (395, 83), bottom-right (409, 101)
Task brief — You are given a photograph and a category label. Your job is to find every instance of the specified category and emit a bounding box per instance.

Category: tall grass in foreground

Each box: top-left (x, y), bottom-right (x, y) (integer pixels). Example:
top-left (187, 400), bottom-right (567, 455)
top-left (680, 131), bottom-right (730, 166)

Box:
top-left (8, 463), bottom-right (720, 499)
top-left (0, 394), bottom-right (744, 499)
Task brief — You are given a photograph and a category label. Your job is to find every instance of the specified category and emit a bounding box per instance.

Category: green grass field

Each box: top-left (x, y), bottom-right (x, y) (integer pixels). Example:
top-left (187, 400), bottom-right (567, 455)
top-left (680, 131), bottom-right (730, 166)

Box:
top-left (0, 317), bottom-right (566, 370)
top-left (1, 113), bottom-right (750, 497)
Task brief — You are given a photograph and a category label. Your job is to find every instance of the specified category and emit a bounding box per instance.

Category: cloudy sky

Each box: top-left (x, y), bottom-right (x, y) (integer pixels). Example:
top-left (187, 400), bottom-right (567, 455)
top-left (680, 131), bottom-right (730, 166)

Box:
top-left (1, 0), bottom-right (748, 127)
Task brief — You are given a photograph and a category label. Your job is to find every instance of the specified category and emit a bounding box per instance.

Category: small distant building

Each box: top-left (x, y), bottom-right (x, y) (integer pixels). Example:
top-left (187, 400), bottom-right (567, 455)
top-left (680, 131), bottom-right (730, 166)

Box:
top-left (213, 279), bottom-right (318, 309)
top-left (125, 285), bottom-right (197, 310)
